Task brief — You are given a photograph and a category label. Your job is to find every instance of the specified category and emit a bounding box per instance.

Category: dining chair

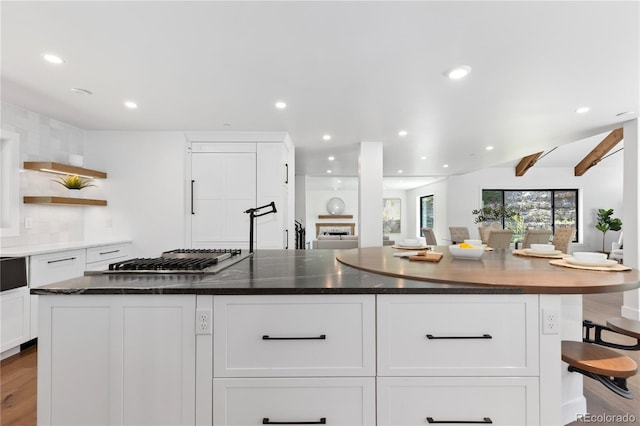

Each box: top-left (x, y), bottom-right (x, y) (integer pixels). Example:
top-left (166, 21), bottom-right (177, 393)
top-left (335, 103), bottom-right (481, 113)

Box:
top-left (521, 229), bottom-right (552, 249)
top-left (552, 227), bottom-right (576, 254)
top-left (449, 227), bottom-right (470, 244)
top-left (486, 229), bottom-right (513, 249)
top-left (478, 222), bottom-right (501, 243)
top-left (421, 227), bottom-right (438, 245)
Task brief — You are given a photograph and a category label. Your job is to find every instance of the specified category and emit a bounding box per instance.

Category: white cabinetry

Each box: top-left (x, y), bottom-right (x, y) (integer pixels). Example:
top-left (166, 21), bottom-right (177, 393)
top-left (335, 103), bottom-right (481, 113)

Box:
top-left (190, 143), bottom-right (257, 249)
top-left (29, 249), bottom-right (86, 339)
top-left (211, 294), bottom-right (376, 425)
top-left (377, 377), bottom-right (539, 425)
top-left (0, 287), bottom-right (30, 354)
top-left (37, 295), bottom-right (196, 426)
top-left (214, 377), bottom-right (375, 426)
top-left (256, 143), bottom-right (289, 249)
top-left (189, 140), bottom-right (291, 250)
top-left (85, 242), bottom-right (132, 271)
top-left (377, 294), bottom-right (540, 425)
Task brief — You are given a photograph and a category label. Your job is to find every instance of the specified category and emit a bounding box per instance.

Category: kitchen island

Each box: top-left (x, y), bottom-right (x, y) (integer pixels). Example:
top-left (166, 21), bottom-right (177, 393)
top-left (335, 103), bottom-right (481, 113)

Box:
top-left (33, 248), bottom-right (640, 426)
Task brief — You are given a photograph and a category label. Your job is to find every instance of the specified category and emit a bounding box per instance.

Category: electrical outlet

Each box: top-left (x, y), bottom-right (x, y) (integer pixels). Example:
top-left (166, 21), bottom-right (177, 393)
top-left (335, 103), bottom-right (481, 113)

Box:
top-left (195, 309), bottom-right (212, 335)
top-left (542, 309), bottom-right (559, 334)
top-left (25, 217), bottom-right (33, 229)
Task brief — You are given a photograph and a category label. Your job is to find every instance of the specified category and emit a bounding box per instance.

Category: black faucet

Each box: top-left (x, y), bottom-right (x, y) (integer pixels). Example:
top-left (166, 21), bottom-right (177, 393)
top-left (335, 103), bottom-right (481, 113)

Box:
top-left (244, 201), bottom-right (277, 253)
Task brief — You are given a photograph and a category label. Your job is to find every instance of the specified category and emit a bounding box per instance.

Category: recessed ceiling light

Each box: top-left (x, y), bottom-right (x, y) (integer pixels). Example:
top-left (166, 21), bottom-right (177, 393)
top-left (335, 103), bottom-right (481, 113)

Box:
top-left (337, 180), bottom-right (342, 183)
top-left (575, 107), bottom-right (590, 114)
top-left (43, 53), bottom-right (64, 64)
top-left (326, 170), bottom-right (332, 174)
top-left (397, 170), bottom-right (404, 174)
top-left (445, 65), bottom-right (472, 80)
top-left (398, 130), bottom-right (408, 137)
top-left (486, 146), bottom-right (494, 151)
top-left (124, 101), bottom-right (138, 109)
top-left (328, 156), bottom-right (335, 161)
top-left (275, 101), bottom-right (287, 109)
top-left (443, 164), bottom-right (449, 168)
top-left (322, 134), bottom-right (332, 141)
top-left (420, 156), bottom-right (427, 160)
top-left (71, 88), bottom-right (92, 95)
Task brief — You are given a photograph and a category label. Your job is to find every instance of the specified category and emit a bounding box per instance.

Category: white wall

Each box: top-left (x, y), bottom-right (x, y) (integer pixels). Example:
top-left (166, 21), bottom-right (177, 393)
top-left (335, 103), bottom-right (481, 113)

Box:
top-left (406, 179), bottom-right (448, 244)
top-left (84, 131), bottom-right (186, 257)
top-left (407, 165), bottom-right (622, 252)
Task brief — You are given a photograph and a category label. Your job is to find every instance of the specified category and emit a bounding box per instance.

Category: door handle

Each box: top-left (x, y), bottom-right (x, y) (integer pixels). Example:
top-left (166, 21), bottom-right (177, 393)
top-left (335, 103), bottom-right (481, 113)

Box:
top-left (191, 180), bottom-right (195, 215)
top-left (427, 417), bottom-right (492, 424)
top-left (262, 334), bottom-right (326, 340)
top-left (263, 418), bottom-right (326, 425)
top-left (426, 334), bottom-right (492, 340)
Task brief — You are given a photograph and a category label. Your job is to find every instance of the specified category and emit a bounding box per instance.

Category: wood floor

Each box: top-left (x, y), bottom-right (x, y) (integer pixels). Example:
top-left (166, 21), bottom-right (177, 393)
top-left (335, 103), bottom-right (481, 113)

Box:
top-left (1, 293), bottom-right (639, 426)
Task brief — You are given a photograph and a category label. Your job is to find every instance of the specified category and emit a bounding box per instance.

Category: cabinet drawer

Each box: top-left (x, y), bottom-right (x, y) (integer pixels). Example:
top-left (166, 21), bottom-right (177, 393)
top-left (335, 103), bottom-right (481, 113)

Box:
top-left (377, 294), bottom-right (539, 376)
top-left (86, 243), bottom-right (131, 264)
top-left (378, 377), bottom-right (539, 426)
top-left (30, 249), bottom-right (86, 288)
top-left (213, 295), bottom-right (375, 377)
top-left (213, 377), bottom-right (375, 426)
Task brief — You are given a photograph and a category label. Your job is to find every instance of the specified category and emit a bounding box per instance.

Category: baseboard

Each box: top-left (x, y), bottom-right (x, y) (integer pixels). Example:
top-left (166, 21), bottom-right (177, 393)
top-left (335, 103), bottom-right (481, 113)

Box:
top-left (0, 346), bottom-right (20, 361)
top-left (621, 304), bottom-right (640, 320)
top-left (562, 395), bottom-right (587, 425)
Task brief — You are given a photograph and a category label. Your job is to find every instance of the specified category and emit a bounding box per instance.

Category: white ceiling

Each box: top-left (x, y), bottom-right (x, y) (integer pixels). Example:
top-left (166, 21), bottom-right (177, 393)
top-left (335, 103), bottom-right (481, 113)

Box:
top-left (1, 1), bottom-right (637, 183)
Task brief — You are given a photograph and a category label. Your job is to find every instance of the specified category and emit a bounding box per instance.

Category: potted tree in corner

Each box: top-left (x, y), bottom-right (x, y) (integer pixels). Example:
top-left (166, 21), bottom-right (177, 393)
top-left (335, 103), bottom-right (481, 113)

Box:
top-left (596, 208), bottom-right (622, 252)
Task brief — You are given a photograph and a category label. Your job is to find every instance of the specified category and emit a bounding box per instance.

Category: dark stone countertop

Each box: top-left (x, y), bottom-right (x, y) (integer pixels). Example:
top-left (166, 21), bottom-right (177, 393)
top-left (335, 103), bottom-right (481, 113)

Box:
top-left (31, 249), bottom-right (522, 296)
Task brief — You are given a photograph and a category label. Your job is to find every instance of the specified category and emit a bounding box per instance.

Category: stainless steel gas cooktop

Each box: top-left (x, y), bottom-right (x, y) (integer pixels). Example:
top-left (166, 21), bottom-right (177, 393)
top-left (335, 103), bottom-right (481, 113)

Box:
top-left (104, 249), bottom-right (251, 274)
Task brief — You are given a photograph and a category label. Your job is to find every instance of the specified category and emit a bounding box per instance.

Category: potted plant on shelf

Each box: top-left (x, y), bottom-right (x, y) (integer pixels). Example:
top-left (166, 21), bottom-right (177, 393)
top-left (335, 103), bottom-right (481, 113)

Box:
top-left (595, 208), bottom-right (622, 252)
top-left (52, 175), bottom-right (96, 196)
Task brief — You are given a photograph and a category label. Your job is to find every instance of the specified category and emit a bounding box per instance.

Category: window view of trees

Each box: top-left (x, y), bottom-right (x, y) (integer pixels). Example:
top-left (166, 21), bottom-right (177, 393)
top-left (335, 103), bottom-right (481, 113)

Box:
top-left (420, 195), bottom-right (434, 236)
top-left (481, 189), bottom-right (578, 242)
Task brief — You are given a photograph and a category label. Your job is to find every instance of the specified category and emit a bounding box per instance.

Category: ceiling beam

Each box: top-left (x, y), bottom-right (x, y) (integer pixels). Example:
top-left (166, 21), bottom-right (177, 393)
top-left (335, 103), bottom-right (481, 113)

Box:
top-left (515, 151), bottom-right (544, 176)
top-left (574, 128), bottom-right (624, 176)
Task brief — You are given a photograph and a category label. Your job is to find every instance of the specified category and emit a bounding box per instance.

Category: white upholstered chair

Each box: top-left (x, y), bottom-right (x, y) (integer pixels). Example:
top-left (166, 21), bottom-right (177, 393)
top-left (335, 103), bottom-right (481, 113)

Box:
top-left (486, 229), bottom-right (513, 249)
top-left (422, 227), bottom-right (438, 245)
top-left (552, 227), bottom-right (575, 254)
top-left (478, 222), bottom-right (502, 243)
top-left (610, 232), bottom-right (623, 263)
top-left (521, 229), bottom-right (552, 249)
top-left (449, 227), bottom-right (470, 244)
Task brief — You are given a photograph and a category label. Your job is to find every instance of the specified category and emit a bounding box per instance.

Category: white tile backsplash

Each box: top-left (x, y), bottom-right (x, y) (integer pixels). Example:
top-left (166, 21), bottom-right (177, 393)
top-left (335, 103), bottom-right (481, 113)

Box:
top-left (1, 102), bottom-right (87, 248)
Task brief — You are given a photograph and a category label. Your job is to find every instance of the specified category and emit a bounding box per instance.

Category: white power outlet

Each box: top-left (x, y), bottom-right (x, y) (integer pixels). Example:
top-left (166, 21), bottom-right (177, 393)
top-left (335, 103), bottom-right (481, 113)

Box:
top-left (25, 217), bottom-right (33, 229)
top-left (195, 309), bottom-right (212, 335)
top-left (542, 309), bottom-right (559, 334)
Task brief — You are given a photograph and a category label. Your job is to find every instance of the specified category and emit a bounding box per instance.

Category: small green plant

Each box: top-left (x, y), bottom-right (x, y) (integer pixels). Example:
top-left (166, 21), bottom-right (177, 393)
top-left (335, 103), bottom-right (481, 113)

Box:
top-left (52, 175), bottom-right (96, 190)
top-left (472, 205), bottom-right (518, 224)
top-left (596, 208), bottom-right (622, 252)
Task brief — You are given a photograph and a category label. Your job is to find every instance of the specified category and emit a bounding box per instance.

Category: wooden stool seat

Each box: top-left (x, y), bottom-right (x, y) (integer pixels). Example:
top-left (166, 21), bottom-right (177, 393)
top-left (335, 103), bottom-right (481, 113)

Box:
top-left (607, 317), bottom-right (640, 339)
top-left (562, 341), bottom-right (637, 378)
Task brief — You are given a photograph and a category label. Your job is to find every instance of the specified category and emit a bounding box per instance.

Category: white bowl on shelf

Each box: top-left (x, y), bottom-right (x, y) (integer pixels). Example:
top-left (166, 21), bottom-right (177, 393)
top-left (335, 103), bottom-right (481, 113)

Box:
top-left (572, 252), bottom-right (607, 263)
top-left (449, 244), bottom-right (484, 259)
top-left (530, 244), bottom-right (555, 253)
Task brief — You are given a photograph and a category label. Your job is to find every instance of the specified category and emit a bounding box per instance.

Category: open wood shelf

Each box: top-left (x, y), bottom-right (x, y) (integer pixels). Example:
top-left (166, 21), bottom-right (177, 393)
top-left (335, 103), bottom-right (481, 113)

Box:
top-left (317, 214), bottom-right (353, 219)
top-left (24, 196), bottom-right (107, 207)
top-left (23, 162), bottom-right (107, 179)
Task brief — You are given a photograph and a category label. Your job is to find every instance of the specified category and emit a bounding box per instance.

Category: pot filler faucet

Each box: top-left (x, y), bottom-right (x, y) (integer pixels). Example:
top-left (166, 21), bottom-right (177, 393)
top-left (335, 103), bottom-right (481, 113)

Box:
top-left (244, 201), bottom-right (277, 253)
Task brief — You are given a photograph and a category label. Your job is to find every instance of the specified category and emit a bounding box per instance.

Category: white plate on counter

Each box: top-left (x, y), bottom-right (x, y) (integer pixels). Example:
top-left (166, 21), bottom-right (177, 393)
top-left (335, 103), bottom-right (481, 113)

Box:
top-left (524, 248), bottom-right (562, 256)
top-left (564, 257), bottom-right (618, 267)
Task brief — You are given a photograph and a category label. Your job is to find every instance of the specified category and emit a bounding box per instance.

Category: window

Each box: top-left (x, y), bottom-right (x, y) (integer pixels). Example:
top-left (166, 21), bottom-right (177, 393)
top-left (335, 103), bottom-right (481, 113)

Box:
top-left (419, 195), bottom-right (434, 236)
top-left (481, 189), bottom-right (578, 242)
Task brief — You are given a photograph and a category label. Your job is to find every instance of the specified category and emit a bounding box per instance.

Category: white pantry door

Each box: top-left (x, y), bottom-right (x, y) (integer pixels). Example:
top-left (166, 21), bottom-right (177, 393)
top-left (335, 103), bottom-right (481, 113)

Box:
top-left (191, 152), bottom-right (256, 249)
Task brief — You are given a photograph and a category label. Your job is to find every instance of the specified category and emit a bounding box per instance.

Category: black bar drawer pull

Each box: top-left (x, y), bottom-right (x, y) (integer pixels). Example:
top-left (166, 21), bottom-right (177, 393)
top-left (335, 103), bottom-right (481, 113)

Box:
top-left (47, 257), bottom-right (77, 264)
top-left (262, 334), bottom-right (326, 340)
top-left (263, 417), bottom-right (326, 425)
top-left (426, 334), bottom-right (492, 340)
top-left (99, 250), bottom-right (120, 255)
top-left (427, 417), bottom-right (492, 424)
